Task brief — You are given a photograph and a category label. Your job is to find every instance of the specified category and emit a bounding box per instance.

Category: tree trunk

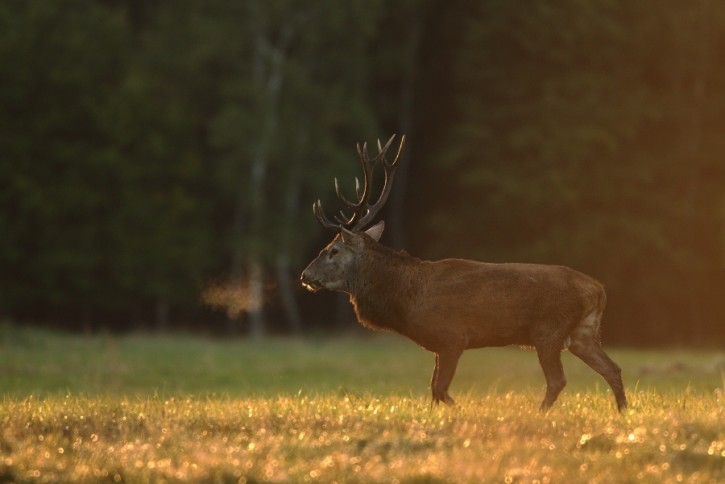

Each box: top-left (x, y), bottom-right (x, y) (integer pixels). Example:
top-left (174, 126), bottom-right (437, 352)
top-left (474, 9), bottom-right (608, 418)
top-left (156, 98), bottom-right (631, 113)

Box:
top-left (677, 3), bottom-right (710, 344)
top-left (239, 24), bottom-right (291, 338)
top-left (389, 13), bottom-right (423, 250)
top-left (246, 258), bottom-right (265, 338)
top-left (275, 156), bottom-right (304, 333)
top-left (275, 251), bottom-right (302, 333)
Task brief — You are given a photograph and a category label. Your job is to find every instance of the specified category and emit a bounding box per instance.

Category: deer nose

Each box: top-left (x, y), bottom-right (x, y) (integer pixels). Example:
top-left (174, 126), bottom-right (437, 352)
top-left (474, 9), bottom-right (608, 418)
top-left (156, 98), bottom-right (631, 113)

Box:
top-left (300, 271), bottom-right (321, 291)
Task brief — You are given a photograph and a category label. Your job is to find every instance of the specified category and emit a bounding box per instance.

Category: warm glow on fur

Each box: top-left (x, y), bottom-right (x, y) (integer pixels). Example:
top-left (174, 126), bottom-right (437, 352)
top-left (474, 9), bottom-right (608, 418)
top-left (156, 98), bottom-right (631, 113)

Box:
top-left (302, 135), bottom-right (627, 412)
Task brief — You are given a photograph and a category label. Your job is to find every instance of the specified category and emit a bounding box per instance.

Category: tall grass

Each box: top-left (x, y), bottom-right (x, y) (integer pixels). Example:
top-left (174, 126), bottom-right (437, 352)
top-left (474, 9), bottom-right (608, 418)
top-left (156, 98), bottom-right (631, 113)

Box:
top-left (0, 326), bottom-right (723, 482)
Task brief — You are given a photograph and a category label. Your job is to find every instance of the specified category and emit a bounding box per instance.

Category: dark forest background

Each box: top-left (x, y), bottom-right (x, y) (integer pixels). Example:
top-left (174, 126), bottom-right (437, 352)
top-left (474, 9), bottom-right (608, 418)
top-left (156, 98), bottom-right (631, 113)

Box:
top-left (1, 0), bottom-right (724, 346)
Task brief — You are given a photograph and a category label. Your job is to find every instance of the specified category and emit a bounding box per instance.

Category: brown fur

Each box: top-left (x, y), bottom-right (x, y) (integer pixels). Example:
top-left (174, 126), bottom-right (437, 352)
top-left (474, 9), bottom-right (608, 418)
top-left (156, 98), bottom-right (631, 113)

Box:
top-left (301, 225), bottom-right (627, 411)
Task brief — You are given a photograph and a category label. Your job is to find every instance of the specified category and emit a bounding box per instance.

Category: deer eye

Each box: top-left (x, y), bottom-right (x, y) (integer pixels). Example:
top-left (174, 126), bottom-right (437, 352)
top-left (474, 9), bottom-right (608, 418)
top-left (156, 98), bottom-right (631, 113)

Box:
top-left (328, 247), bottom-right (339, 258)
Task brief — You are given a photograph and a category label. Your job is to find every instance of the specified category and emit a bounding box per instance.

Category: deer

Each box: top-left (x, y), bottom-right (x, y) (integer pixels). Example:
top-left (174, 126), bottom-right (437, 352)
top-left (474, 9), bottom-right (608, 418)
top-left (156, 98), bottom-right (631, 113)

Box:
top-left (300, 134), bottom-right (627, 412)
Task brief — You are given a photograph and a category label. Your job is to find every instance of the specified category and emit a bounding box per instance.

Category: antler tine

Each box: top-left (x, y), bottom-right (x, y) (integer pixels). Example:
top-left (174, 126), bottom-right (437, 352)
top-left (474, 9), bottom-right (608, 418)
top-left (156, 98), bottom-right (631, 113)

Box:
top-left (353, 140), bottom-right (376, 205)
top-left (376, 134), bottom-right (397, 161)
top-left (387, 134), bottom-right (405, 167)
top-left (362, 141), bottom-right (370, 162)
top-left (351, 135), bottom-right (396, 207)
top-left (313, 200), bottom-right (341, 232)
top-left (374, 134), bottom-right (399, 166)
top-left (351, 134), bottom-right (404, 231)
top-left (334, 210), bottom-right (356, 226)
top-left (334, 177), bottom-right (360, 209)
top-left (334, 139), bottom-right (378, 213)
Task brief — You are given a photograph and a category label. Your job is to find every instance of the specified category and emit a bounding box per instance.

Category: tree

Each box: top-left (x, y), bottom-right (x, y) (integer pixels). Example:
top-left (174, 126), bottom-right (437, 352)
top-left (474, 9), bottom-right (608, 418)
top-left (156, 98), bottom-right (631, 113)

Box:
top-left (0, 1), bottom-right (129, 327)
top-left (207, 0), bottom-right (383, 336)
top-left (411, 0), bottom-right (725, 345)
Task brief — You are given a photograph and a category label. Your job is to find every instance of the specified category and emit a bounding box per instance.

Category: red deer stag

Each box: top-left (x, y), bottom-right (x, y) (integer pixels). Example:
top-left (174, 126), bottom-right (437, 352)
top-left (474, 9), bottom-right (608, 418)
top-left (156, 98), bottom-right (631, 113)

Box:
top-left (300, 135), bottom-right (627, 411)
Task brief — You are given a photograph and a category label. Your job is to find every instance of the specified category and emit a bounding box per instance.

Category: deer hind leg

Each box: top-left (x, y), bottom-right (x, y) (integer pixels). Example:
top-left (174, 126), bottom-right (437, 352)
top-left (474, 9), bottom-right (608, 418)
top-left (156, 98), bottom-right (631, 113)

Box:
top-left (569, 309), bottom-right (628, 412)
top-left (431, 349), bottom-right (462, 406)
top-left (535, 341), bottom-right (567, 412)
top-left (430, 354), bottom-right (440, 406)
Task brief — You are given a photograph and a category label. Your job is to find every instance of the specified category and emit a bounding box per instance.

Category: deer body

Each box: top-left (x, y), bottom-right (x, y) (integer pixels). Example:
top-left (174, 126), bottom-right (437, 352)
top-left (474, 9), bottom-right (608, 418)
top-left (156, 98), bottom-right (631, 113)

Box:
top-left (301, 135), bottom-right (627, 411)
top-left (351, 244), bottom-right (581, 346)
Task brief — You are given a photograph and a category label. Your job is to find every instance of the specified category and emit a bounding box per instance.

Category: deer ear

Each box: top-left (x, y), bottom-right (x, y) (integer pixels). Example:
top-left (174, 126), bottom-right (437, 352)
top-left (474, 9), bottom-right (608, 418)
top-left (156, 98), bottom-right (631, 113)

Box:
top-left (364, 221), bottom-right (385, 242)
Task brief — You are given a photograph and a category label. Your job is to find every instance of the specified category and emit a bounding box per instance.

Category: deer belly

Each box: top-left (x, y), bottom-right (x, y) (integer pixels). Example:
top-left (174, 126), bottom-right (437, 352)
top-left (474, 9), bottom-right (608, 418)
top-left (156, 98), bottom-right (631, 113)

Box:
top-left (466, 325), bottom-right (534, 348)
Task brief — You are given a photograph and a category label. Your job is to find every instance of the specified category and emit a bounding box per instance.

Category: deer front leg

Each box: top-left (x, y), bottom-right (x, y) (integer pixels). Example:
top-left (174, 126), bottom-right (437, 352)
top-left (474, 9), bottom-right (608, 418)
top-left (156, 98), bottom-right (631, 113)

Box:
top-left (431, 349), bottom-right (463, 406)
top-left (535, 343), bottom-right (567, 412)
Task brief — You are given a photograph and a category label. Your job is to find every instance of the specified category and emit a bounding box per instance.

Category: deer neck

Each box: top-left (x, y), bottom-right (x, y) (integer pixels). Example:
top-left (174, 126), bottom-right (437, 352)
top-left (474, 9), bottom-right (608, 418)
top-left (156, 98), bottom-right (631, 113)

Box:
top-left (348, 242), bottom-right (419, 332)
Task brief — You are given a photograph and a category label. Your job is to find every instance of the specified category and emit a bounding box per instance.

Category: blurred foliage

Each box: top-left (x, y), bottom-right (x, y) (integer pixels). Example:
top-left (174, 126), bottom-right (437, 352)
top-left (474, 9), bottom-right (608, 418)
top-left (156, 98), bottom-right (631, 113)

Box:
top-left (0, 0), bottom-right (723, 345)
top-left (411, 0), bottom-right (725, 346)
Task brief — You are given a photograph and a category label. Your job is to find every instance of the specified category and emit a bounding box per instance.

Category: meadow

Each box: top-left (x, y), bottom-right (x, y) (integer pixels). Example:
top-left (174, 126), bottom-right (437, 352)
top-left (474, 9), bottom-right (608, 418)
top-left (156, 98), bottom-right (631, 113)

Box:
top-left (0, 325), bottom-right (723, 482)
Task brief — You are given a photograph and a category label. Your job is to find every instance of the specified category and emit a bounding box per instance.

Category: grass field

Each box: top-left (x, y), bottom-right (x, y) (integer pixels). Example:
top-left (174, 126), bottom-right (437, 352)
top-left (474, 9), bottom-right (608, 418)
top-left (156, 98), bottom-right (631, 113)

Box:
top-left (0, 325), bottom-right (723, 482)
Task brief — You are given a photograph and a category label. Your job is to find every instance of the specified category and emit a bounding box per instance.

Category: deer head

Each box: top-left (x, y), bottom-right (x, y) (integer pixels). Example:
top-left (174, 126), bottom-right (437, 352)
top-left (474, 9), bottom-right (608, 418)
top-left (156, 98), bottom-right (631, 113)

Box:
top-left (300, 134), bottom-right (405, 293)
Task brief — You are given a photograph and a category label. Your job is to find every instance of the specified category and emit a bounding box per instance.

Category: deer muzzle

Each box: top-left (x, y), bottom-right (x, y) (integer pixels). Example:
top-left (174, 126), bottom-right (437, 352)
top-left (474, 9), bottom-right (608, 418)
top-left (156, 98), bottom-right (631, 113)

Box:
top-left (300, 271), bottom-right (322, 292)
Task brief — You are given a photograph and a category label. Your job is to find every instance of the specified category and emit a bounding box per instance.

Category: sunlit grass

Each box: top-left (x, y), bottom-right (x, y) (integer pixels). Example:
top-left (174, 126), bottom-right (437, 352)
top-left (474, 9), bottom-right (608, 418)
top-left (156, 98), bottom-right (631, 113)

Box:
top-left (1, 392), bottom-right (723, 482)
top-left (0, 326), bottom-right (723, 482)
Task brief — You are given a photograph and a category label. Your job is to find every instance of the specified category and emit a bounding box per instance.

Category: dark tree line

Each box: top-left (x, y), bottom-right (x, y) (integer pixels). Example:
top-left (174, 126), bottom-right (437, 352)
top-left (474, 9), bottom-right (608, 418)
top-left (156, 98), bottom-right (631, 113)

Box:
top-left (1, 0), bottom-right (723, 346)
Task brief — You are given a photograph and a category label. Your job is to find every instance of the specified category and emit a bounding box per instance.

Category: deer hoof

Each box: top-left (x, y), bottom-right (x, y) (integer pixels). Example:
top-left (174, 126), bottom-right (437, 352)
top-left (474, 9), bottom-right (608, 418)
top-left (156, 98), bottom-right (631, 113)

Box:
top-left (432, 392), bottom-right (456, 406)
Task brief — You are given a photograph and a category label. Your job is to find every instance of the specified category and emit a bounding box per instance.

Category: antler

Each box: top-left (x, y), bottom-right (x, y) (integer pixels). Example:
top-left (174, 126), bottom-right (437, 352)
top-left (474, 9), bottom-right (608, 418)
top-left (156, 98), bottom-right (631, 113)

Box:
top-left (313, 134), bottom-right (406, 232)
